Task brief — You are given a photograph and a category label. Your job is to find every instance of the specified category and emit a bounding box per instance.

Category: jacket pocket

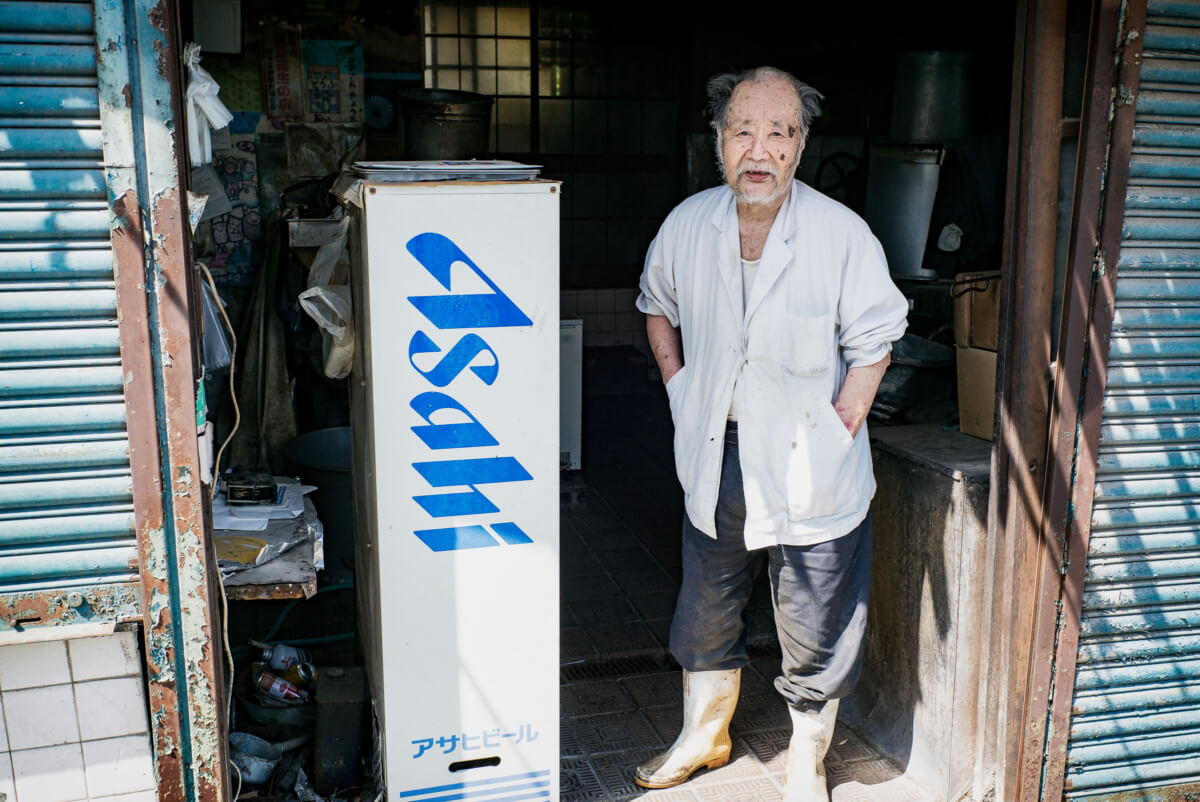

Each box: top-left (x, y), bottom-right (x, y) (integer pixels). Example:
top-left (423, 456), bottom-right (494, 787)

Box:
top-left (665, 364), bottom-right (688, 418)
top-left (665, 365), bottom-right (696, 489)
top-left (784, 312), bottom-right (836, 376)
top-left (782, 373), bottom-right (857, 521)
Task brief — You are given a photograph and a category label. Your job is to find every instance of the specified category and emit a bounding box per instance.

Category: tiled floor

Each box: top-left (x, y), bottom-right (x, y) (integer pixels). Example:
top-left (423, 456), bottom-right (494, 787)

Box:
top-left (560, 659), bottom-right (928, 801)
top-left (560, 377), bottom-right (930, 800)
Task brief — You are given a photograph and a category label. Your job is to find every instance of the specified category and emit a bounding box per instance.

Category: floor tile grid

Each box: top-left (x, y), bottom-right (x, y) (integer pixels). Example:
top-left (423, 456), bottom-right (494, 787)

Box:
top-left (563, 663), bottom-right (790, 801)
top-left (561, 488), bottom-right (681, 664)
top-left (562, 677), bottom-right (929, 800)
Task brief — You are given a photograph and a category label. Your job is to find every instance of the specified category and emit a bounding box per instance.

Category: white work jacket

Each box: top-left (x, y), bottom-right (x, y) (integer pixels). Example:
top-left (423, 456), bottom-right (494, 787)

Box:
top-left (636, 181), bottom-right (908, 548)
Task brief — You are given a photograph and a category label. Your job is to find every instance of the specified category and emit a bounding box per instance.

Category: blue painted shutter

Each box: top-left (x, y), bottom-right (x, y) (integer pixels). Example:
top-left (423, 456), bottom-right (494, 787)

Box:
top-left (1064, 0), bottom-right (1200, 796)
top-left (0, 0), bottom-right (138, 597)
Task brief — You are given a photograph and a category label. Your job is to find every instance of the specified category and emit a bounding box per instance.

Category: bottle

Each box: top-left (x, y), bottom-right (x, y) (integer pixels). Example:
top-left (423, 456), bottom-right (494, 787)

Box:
top-left (281, 662), bottom-right (317, 688)
top-left (262, 644), bottom-right (310, 672)
top-left (257, 671), bottom-right (310, 703)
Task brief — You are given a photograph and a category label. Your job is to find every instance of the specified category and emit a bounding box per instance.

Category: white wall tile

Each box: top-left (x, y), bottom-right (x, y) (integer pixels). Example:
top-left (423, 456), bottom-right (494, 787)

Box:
top-left (74, 678), bottom-right (148, 742)
top-left (82, 735), bottom-right (155, 797)
top-left (11, 743), bottom-right (87, 802)
top-left (90, 792), bottom-right (157, 802)
top-left (0, 751), bottom-right (15, 802)
top-left (0, 640), bottom-right (71, 691)
top-left (67, 632), bottom-right (140, 682)
top-left (0, 692), bottom-right (7, 752)
top-left (4, 685), bottom-right (80, 749)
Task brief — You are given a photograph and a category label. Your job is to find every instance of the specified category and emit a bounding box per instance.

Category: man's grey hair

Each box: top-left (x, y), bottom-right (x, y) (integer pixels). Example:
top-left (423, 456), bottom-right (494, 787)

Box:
top-left (706, 67), bottom-right (823, 141)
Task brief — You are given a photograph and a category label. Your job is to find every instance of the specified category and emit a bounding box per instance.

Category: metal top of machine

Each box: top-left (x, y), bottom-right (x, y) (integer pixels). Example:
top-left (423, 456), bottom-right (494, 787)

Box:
top-left (352, 160), bottom-right (542, 182)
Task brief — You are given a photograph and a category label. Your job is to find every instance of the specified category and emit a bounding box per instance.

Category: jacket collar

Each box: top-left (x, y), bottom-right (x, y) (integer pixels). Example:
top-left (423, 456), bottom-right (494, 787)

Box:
top-left (709, 180), bottom-right (799, 240)
top-left (710, 182), bottom-right (802, 328)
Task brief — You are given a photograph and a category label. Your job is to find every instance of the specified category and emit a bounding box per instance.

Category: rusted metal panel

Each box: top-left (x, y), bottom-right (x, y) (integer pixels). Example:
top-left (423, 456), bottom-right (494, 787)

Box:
top-left (1038, 0), bottom-right (1146, 794)
top-left (1036, 0), bottom-right (1200, 797)
top-left (0, 581), bottom-right (140, 628)
top-left (1071, 779), bottom-right (1200, 801)
top-left (95, 0), bottom-right (230, 797)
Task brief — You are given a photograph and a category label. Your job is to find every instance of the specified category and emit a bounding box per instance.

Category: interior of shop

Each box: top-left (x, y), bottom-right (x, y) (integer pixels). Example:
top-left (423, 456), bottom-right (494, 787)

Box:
top-left (182, 0), bottom-right (1090, 799)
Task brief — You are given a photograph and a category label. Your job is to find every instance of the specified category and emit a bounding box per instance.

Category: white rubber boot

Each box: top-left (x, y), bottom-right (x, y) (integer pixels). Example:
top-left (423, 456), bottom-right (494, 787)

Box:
top-left (783, 699), bottom-right (839, 802)
top-left (634, 668), bottom-right (741, 789)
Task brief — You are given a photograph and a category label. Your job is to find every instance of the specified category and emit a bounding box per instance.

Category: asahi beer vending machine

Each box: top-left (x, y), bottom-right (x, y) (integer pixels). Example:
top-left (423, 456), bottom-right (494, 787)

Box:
top-left (348, 169), bottom-right (560, 801)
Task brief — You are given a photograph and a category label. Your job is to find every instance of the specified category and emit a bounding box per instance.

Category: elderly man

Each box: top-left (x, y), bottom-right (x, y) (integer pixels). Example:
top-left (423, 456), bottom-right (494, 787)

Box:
top-left (633, 67), bottom-right (908, 800)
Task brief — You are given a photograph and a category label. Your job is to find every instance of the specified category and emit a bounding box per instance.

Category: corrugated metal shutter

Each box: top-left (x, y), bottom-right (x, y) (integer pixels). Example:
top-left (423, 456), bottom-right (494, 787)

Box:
top-left (0, 0), bottom-right (137, 595)
top-left (1064, 0), bottom-right (1200, 796)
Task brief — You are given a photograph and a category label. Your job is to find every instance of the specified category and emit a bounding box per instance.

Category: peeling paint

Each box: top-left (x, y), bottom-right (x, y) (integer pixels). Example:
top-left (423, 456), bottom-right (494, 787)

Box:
top-left (96, 0), bottom-right (230, 796)
top-left (175, 465), bottom-right (193, 493)
top-left (146, 0), bottom-right (167, 32)
top-left (0, 584), bottom-right (141, 630)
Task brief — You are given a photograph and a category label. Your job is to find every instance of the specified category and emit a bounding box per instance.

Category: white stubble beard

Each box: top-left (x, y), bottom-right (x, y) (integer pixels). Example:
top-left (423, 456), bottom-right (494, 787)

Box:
top-left (720, 150), bottom-right (802, 207)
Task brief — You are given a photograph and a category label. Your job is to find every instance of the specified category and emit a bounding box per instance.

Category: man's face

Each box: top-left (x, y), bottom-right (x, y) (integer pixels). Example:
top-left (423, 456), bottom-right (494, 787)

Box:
top-left (718, 77), bottom-right (805, 206)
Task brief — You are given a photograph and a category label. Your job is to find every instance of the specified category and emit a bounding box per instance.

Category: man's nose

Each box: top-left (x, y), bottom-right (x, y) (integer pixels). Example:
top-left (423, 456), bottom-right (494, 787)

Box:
top-left (747, 132), bottom-right (771, 160)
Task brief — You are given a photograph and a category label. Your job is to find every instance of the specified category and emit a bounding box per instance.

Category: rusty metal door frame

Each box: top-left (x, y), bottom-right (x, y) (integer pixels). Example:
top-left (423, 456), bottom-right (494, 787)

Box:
top-left (1014, 0), bottom-right (1146, 798)
top-left (979, 0), bottom-right (1072, 797)
top-left (95, 0), bottom-right (229, 798)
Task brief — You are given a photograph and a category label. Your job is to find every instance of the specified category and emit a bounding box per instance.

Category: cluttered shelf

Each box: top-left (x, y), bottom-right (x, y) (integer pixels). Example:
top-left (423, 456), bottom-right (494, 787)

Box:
top-left (214, 474), bottom-right (325, 601)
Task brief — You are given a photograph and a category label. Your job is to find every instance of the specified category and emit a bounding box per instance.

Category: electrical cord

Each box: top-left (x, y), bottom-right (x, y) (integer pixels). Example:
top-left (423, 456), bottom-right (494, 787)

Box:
top-left (197, 261), bottom-right (241, 769)
top-left (199, 262), bottom-right (241, 504)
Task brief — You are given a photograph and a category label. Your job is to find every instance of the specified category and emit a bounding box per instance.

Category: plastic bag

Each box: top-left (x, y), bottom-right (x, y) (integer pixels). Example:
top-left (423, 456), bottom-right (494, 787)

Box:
top-left (199, 272), bottom-right (233, 373)
top-left (298, 285), bottom-right (355, 379)
top-left (298, 216), bottom-right (355, 379)
top-left (305, 215), bottom-right (350, 289)
top-left (184, 43), bottom-right (234, 167)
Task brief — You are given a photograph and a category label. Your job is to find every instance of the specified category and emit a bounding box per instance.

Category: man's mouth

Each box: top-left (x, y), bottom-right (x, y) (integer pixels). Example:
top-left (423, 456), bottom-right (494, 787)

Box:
top-left (743, 171), bottom-right (772, 182)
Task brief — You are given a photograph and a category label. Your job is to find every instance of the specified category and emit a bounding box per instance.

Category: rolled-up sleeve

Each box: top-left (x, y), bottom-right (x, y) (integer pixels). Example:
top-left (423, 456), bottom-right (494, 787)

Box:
top-left (838, 224), bottom-right (909, 368)
top-left (635, 227), bottom-right (680, 327)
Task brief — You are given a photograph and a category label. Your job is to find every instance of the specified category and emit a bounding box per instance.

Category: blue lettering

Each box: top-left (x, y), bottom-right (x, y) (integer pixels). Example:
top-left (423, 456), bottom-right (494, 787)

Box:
top-left (406, 233), bottom-right (533, 329)
top-left (414, 523), bottom-right (531, 552)
top-left (412, 457), bottom-right (532, 518)
top-left (408, 331), bottom-right (500, 386)
top-left (410, 392), bottom-right (498, 450)
top-left (490, 522), bottom-right (533, 545)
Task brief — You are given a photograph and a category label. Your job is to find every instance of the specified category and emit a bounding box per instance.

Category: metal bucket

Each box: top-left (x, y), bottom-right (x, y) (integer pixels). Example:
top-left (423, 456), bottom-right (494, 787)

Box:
top-left (890, 51), bottom-right (975, 144)
top-left (397, 88), bottom-right (494, 160)
top-left (229, 733), bottom-right (282, 786)
top-left (863, 144), bottom-right (944, 278)
top-left (284, 427), bottom-right (354, 583)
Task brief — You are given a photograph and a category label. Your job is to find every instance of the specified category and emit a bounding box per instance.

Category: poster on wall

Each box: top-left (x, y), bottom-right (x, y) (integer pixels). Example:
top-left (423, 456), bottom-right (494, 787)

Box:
top-left (262, 24), bottom-right (303, 120)
top-left (203, 112), bottom-right (263, 288)
top-left (301, 40), bottom-right (365, 123)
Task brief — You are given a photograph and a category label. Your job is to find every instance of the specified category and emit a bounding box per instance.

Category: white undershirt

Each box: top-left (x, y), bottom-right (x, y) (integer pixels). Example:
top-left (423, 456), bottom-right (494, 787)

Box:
top-left (728, 257), bottom-right (761, 421)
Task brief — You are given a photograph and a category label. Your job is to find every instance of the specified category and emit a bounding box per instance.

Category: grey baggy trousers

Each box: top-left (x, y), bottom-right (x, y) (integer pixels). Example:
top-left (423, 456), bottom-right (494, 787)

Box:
top-left (669, 423), bottom-right (873, 711)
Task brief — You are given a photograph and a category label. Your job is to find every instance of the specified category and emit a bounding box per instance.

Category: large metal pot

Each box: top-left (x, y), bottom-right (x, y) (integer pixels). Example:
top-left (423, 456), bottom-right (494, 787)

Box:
top-left (863, 144), bottom-right (945, 278)
top-left (397, 88), bottom-right (494, 160)
top-left (890, 51), bottom-right (975, 144)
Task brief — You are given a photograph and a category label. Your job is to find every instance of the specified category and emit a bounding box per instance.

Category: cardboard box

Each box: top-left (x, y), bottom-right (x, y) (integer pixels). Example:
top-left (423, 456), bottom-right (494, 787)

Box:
top-left (957, 346), bottom-right (997, 441)
top-left (953, 271), bottom-right (1001, 351)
